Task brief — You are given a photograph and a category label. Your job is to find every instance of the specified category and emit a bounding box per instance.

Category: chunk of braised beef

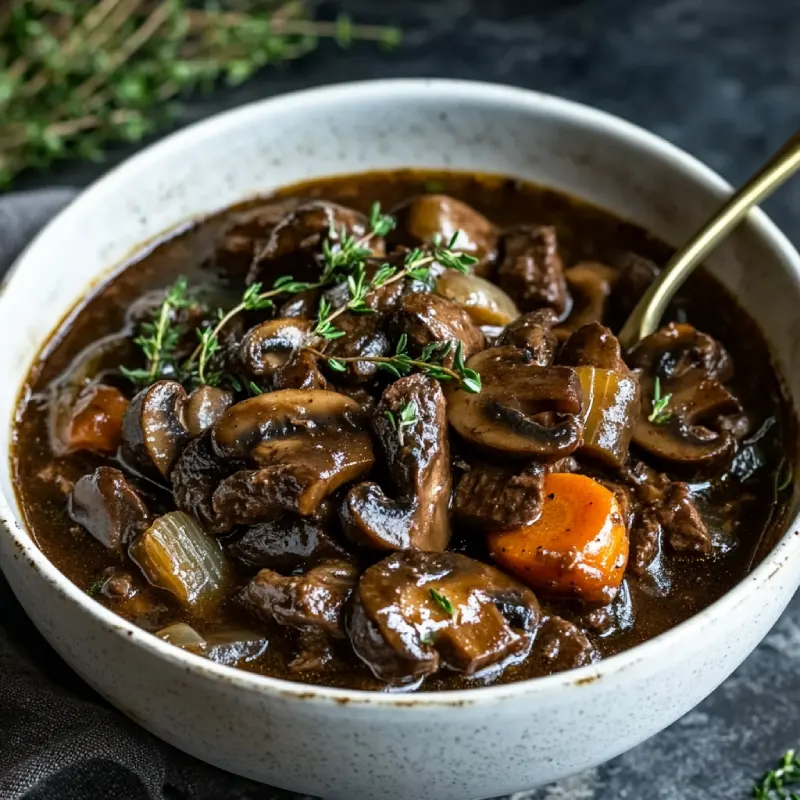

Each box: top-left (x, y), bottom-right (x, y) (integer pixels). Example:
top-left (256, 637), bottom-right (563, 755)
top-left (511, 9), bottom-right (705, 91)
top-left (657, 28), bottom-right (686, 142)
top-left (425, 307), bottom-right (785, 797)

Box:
top-left (272, 349), bottom-right (328, 391)
top-left (226, 514), bottom-right (350, 571)
top-left (496, 309), bottom-right (558, 365)
top-left (452, 463), bottom-right (544, 531)
top-left (171, 430), bottom-right (232, 531)
top-left (628, 509), bottom-right (663, 575)
top-left (655, 483), bottom-right (712, 554)
top-left (248, 201), bottom-right (383, 286)
top-left (215, 198), bottom-right (303, 282)
top-left (496, 225), bottom-right (569, 316)
top-left (606, 252), bottom-right (660, 330)
top-left (58, 384), bottom-right (129, 456)
top-left (390, 292), bottom-right (485, 363)
top-left (325, 312), bottom-right (391, 383)
top-left (342, 374), bottom-right (451, 551)
top-left (533, 617), bottom-right (597, 673)
top-left (241, 560), bottom-right (359, 638)
top-left (349, 551), bottom-right (541, 683)
top-left (68, 467), bottom-right (151, 553)
top-left (559, 322), bottom-right (629, 373)
top-left (389, 194), bottom-right (498, 276)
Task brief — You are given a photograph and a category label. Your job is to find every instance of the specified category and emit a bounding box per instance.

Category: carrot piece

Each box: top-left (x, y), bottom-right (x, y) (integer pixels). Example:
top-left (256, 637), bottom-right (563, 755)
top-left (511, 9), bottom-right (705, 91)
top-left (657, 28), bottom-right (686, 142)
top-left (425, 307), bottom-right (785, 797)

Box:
top-left (487, 473), bottom-right (629, 604)
top-left (65, 384), bottom-right (129, 454)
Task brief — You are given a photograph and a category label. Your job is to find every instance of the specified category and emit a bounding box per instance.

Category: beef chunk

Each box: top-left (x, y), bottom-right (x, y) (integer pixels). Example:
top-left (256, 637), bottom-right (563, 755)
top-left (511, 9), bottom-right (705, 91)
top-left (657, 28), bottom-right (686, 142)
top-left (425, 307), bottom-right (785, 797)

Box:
top-left (241, 560), bottom-right (359, 638)
top-left (452, 463), bottom-right (545, 531)
top-left (533, 617), bottom-right (597, 673)
top-left (497, 226), bottom-right (569, 316)
top-left (68, 467), bottom-right (151, 553)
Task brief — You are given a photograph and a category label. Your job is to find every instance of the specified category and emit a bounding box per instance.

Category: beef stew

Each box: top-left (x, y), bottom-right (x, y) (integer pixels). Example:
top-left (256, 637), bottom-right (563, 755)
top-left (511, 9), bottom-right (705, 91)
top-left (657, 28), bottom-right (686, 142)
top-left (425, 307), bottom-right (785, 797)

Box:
top-left (12, 170), bottom-right (794, 692)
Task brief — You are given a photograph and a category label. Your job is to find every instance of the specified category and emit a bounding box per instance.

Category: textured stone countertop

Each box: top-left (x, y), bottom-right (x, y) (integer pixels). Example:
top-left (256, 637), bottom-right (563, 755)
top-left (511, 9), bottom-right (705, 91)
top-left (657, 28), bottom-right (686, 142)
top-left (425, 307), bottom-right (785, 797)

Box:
top-left (14, 1), bottom-right (800, 798)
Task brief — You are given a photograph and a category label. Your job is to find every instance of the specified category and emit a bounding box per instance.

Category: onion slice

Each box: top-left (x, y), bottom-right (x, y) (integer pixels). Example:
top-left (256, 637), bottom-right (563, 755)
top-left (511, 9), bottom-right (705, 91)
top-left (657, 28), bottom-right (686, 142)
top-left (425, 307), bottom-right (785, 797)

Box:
top-left (130, 511), bottom-right (231, 616)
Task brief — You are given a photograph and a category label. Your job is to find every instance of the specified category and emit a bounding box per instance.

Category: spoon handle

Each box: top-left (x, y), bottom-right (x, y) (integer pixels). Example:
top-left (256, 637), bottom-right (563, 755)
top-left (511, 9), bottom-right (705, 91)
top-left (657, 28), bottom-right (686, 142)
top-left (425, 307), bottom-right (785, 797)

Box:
top-left (618, 129), bottom-right (800, 350)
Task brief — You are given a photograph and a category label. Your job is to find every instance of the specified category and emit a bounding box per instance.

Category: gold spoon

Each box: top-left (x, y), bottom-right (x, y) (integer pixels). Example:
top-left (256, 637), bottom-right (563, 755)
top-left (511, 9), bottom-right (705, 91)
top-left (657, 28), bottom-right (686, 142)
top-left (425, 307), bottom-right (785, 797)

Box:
top-left (618, 130), bottom-right (800, 350)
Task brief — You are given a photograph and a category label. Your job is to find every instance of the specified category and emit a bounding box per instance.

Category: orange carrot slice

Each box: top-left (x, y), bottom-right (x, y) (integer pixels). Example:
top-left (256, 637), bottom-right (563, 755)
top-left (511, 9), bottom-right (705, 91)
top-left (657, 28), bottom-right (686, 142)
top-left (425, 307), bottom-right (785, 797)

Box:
top-left (488, 473), bottom-right (629, 604)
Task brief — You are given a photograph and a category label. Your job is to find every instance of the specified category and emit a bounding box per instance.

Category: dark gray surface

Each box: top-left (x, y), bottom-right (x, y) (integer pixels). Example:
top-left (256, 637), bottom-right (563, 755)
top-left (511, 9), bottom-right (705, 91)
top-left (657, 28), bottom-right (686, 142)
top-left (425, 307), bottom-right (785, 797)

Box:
top-left (5, 0), bottom-right (800, 798)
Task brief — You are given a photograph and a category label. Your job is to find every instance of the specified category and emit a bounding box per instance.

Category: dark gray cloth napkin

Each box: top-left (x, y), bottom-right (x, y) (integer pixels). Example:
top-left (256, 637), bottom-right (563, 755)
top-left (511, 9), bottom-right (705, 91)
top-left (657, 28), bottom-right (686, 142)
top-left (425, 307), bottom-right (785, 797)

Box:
top-left (1, 190), bottom-right (799, 800)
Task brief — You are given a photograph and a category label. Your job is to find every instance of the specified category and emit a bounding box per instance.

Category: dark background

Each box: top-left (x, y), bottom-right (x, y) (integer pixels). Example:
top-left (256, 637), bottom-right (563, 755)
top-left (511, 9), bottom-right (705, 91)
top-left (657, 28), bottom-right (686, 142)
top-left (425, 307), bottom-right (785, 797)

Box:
top-left (6, 0), bottom-right (800, 798)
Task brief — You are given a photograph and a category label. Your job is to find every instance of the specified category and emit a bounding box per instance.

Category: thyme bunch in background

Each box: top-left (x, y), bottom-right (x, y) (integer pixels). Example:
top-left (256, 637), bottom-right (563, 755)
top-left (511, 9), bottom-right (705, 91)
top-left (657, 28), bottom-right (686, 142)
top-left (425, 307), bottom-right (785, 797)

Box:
top-left (0, 1), bottom-right (400, 187)
top-left (754, 749), bottom-right (800, 799)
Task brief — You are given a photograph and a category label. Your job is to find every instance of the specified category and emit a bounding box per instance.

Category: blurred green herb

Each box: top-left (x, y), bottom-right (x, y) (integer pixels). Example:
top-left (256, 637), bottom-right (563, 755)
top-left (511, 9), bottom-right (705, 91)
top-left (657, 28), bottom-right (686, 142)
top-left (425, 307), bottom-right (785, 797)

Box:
top-left (754, 749), bottom-right (800, 799)
top-left (86, 577), bottom-right (105, 596)
top-left (0, 1), bottom-right (400, 186)
top-left (429, 588), bottom-right (454, 616)
top-left (120, 275), bottom-right (195, 384)
top-left (648, 376), bottom-right (672, 425)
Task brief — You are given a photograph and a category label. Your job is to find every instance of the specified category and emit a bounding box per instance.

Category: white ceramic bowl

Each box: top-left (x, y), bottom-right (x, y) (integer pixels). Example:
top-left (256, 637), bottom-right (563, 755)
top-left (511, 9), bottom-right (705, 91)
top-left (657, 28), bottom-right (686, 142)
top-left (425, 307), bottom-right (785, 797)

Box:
top-left (1, 80), bottom-right (799, 800)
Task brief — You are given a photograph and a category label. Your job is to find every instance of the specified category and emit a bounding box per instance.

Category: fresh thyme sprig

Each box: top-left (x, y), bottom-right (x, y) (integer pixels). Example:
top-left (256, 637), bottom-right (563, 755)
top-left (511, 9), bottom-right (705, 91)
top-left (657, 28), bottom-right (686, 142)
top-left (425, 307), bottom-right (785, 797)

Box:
top-left (312, 231), bottom-right (479, 341)
top-left (120, 276), bottom-right (195, 385)
top-left (312, 335), bottom-right (483, 394)
top-left (384, 400), bottom-right (418, 434)
top-left (184, 276), bottom-right (322, 385)
top-left (648, 376), bottom-right (672, 424)
top-left (0, 3), bottom-right (400, 186)
top-left (187, 202), bottom-right (394, 384)
top-left (754, 749), bottom-right (800, 799)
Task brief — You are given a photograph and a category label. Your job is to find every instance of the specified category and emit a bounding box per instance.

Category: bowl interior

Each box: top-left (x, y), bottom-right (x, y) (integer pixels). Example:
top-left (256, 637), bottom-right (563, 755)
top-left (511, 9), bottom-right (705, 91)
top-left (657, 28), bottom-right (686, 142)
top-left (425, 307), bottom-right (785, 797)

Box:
top-left (2, 79), bottom-right (799, 685)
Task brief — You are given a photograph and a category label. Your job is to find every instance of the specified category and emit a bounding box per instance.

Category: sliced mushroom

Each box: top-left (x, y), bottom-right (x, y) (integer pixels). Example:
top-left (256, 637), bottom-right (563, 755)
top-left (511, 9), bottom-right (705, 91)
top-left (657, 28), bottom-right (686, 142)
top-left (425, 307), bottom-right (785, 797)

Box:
top-left (68, 467), bottom-right (151, 553)
top-left (447, 347), bottom-right (584, 461)
top-left (627, 322), bottom-right (733, 383)
top-left (391, 292), bottom-right (485, 362)
top-left (341, 374), bottom-right (451, 552)
top-left (211, 389), bottom-right (374, 518)
top-left (532, 617), bottom-right (598, 673)
top-left (348, 551), bottom-right (541, 682)
top-left (496, 309), bottom-right (559, 365)
top-left (390, 194), bottom-right (498, 275)
top-left (496, 225), bottom-right (569, 316)
top-left (185, 385), bottom-right (233, 437)
top-left (555, 261), bottom-right (615, 338)
top-left (452, 463), bottom-right (544, 531)
top-left (629, 325), bottom-right (740, 477)
top-left (122, 380), bottom-right (189, 478)
top-left (248, 201), bottom-right (383, 285)
top-left (226, 513), bottom-right (350, 571)
top-left (435, 270), bottom-right (519, 325)
top-left (241, 560), bottom-right (360, 638)
top-left (239, 318), bottom-right (311, 378)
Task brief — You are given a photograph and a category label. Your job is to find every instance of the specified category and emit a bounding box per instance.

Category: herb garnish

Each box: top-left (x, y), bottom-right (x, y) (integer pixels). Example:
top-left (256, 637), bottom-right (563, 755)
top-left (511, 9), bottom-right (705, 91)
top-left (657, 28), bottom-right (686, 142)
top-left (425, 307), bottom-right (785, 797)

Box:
top-left (429, 588), bottom-right (454, 616)
top-left (124, 204), bottom-right (483, 393)
top-left (384, 400), bottom-right (419, 444)
top-left (753, 749), bottom-right (800, 799)
top-left (307, 336), bottom-right (482, 394)
top-left (86, 578), bottom-right (105, 597)
top-left (120, 276), bottom-right (195, 385)
top-left (648, 376), bottom-right (673, 425)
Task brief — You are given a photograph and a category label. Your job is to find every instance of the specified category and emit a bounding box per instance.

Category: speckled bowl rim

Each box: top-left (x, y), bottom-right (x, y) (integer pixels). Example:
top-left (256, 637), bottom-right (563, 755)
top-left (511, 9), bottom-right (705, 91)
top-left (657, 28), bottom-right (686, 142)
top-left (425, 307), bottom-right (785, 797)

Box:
top-left (3, 78), bottom-right (799, 709)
